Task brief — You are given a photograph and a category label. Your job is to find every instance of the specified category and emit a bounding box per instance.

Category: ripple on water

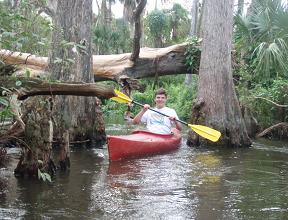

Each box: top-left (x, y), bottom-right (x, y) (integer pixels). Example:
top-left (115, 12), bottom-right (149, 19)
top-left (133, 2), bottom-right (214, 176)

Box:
top-left (0, 208), bottom-right (26, 220)
top-left (1, 125), bottom-right (288, 220)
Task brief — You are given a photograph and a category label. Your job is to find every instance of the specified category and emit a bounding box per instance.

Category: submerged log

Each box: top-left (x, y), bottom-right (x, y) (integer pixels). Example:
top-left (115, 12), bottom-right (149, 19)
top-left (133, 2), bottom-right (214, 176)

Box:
top-left (0, 44), bottom-right (188, 81)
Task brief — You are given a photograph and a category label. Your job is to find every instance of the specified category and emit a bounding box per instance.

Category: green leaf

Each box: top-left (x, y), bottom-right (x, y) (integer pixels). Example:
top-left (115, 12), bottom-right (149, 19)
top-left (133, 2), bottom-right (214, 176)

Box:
top-left (66, 58), bottom-right (75, 64)
top-left (25, 70), bottom-right (31, 78)
top-left (0, 98), bottom-right (9, 106)
top-left (37, 41), bottom-right (46, 46)
top-left (53, 58), bottom-right (63, 64)
top-left (15, 80), bottom-right (22, 87)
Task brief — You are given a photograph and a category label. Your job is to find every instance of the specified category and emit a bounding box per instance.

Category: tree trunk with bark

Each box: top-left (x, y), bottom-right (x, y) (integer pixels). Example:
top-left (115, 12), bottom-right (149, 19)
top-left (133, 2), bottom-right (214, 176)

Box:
top-left (185, 0), bottom-right (199, 86)
top-left (172, 23), bottom-right (178, 42)
top-left (0, 74), bottom-right (114, 178)
top-left (237, 0), bottom-right (244, 15)
top-left (123, 0), bottom-right (136, 39)
top-left (130, 0), bottom-right (147, 62)
top-left (155, 36), bottom-right (163, 48)
top-left (187, 0), bottom-right (251, 147)
top-left (14, 96), bottom-right (56, 178)
top-left (48, 0), bottom-right (105, 169)
top-left (196, 0), bottom-right (205, 38)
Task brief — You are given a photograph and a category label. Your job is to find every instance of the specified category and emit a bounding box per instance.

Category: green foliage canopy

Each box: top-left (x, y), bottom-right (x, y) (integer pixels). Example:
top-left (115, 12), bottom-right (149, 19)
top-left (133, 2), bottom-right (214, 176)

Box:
top-left (0, 0), bottom-right (52, 56)
top-left (93, 18), bottom-right (131, 54)
top-left (144, 9), bottom-right (170, 47)
top-left (168, 3), bottom-right (190, 43)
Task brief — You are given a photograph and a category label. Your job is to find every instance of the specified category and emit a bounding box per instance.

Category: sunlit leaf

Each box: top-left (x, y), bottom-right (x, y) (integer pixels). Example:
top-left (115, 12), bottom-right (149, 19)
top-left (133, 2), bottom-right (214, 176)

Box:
top-left (44, 173), bottom-right (52, 182)
top-left (15, 80), bottom-right (22, 87)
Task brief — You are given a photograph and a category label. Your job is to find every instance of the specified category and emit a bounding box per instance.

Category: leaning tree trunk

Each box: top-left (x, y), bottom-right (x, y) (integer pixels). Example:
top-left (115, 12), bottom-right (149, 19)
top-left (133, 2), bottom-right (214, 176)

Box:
top-left (48, 0), bottom-right (106, 168)
top-left (187, 0), bottom-right (251, 147)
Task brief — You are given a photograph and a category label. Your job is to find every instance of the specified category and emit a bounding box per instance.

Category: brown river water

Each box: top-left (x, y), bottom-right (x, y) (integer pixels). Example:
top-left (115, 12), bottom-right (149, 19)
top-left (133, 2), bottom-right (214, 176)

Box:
top-left (0, 122), bottom-right (288, 219)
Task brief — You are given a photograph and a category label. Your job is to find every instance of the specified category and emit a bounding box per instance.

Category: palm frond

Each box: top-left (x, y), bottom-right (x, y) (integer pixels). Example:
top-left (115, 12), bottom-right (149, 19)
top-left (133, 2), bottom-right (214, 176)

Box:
top-left (234, 0), bottom-right (288, 82)
top-left (253, 38), bottom-right (288, 79)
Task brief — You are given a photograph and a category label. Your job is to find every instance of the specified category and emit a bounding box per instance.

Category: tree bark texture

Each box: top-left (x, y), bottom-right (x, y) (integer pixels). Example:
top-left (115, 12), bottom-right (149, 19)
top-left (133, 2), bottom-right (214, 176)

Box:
top-left (185, 0), bottom-right (199, 86)
top-left (237, 0), bottom-right (244, 15)
top-left (1, 77), bottom-right (115, 100)
top-left (187, 0), bottom-right (251, 147)
top-left (196, 0), bottom-right (205, 38)
top-left (48, 0), bottom-right (106, 148)
top-left (190, 0), bottom-right (199, 37)
top-left (0, 43), bottom-right (189, 81)
top-left (14, 97), bottom-right (56, 178)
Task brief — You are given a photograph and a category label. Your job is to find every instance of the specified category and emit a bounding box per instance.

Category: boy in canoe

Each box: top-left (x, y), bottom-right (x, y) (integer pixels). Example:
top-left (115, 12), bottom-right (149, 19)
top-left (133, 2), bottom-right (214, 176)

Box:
top-left (132, 88), bottom-right (182, 135)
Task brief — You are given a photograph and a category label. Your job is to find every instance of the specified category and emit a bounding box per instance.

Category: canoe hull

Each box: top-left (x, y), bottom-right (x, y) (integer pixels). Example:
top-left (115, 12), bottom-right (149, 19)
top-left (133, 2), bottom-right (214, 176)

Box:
top-left (107, 130), bottom-right (181, 161)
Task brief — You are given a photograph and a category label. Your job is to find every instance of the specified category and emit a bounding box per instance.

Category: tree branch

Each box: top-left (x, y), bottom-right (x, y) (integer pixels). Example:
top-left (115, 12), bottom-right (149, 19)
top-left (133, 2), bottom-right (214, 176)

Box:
top-left (254, 96), bottom-right (288, 108)
top-left (257, 122), bottom-right (288, 138)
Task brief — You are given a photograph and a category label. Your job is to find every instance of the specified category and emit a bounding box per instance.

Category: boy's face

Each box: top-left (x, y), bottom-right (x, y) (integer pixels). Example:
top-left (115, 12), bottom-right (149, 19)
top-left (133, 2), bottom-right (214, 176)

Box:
top-left (154, 94), bottom-right (167, 108)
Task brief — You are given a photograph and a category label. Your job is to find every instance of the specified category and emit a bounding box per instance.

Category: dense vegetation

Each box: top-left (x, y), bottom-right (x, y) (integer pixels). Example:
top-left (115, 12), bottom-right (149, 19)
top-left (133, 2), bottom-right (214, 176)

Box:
top-left (0, 0), bottom-right (287, 137)
top-left (234, 0), bottom-right (288, 129)
top-left (102, 75), bottom-right (198, 121)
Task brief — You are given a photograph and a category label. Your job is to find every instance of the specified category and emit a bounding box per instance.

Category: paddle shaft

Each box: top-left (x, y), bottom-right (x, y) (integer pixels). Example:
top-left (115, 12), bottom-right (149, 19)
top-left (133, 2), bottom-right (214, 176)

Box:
top-left (132, 101), bottom-right (189, 126)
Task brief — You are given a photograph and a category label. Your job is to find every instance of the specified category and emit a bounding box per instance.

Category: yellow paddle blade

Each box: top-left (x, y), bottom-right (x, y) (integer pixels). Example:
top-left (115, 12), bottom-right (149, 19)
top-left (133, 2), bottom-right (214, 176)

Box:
top-left (111, 89), bottom-right (132, 103)
top-left (111, 96), bottom-right (130, 103)
top-left (188, 124), bottom-right (221, 142)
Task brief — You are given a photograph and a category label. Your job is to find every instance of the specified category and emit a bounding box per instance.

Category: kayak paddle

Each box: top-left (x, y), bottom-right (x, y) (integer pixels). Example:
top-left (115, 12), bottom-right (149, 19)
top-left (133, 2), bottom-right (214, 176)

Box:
top-left (111, 89), bottom-right (221, 142)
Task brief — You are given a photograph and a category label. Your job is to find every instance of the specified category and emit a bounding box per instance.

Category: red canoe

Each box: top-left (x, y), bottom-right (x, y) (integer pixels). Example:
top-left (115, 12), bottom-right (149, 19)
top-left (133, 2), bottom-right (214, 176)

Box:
top-left (107, 130), bottom-right (181, 161)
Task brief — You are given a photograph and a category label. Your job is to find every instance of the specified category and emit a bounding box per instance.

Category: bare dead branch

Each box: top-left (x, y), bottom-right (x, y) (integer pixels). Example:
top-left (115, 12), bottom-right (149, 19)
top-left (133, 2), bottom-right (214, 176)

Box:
top-left (256, 122), bottom-right (288, 138)
top-left (254, 96), bottom-right (288, 108)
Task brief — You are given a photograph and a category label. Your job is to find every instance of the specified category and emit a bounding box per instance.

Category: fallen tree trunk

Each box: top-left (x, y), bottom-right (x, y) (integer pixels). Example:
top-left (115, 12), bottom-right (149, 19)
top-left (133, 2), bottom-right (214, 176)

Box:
top-left (0, 43), bottom-right (188, 81)
top-left (1, 77), bottom-right (115, 100)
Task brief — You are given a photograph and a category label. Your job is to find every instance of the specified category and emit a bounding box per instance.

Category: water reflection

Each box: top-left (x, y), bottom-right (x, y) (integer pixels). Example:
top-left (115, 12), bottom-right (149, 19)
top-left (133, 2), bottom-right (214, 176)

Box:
top-left (0, 122), bottom-right (288, 219)
top-left (89, 145), bottom-right (200, 219)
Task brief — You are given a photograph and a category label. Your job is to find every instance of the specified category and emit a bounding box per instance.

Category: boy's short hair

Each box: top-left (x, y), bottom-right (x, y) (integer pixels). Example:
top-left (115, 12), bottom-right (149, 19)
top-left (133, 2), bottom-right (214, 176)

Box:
top-left (155, 88), bottom-right (167, 97)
